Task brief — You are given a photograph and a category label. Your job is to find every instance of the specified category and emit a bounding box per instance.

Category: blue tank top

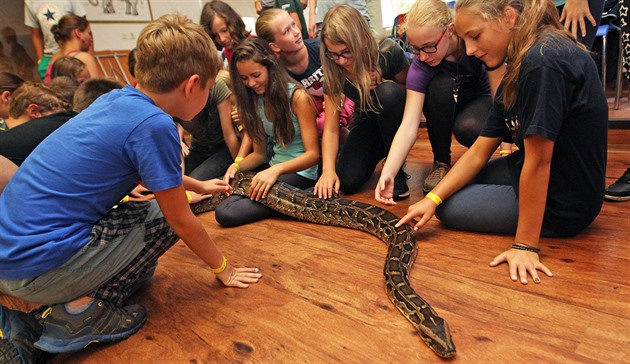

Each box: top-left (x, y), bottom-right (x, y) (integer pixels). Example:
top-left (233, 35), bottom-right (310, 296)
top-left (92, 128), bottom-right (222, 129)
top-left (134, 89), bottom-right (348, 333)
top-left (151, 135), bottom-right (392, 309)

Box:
top-left (258, 83), bottom-right (318, 181)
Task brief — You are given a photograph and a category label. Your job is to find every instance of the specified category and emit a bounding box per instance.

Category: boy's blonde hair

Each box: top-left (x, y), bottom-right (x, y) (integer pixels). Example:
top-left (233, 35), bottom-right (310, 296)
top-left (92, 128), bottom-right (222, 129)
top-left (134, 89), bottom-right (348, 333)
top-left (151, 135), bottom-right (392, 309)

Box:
top-left (403, 0), bottom-right (454, 32)
top-left (135, 14), bottom-right (222, 93)
top-left (9, 82), bottom-right (68, 118)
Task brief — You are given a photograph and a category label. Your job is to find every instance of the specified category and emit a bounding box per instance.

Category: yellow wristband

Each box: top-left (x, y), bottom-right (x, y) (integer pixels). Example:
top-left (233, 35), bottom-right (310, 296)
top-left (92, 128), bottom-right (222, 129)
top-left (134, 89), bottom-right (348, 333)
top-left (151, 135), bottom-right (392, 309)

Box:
top-left (212, 256), bottom-right (228, 274)
top-left (120, 195), bottom-right (130, 204)
top-left (231, 162), bottom-right (241, 172)
top-left (234, 157), bottom-right (244, 162)
top-left (425, 192), bottom-right (443, 206)
top-left (185, 191), bottom-right (192, 204)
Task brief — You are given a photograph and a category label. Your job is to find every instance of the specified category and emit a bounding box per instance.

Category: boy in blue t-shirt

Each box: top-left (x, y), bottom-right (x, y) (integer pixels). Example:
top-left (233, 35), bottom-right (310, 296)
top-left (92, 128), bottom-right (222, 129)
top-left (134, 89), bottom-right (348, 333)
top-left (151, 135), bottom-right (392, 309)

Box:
top-left (0, 14), bottom-right (261, 358)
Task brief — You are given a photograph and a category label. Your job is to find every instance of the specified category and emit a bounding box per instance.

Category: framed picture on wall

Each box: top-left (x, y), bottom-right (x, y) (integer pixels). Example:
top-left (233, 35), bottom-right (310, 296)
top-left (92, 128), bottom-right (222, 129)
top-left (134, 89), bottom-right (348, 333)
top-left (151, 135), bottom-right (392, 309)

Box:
top-left (82, 0), bottom-right (153, 22)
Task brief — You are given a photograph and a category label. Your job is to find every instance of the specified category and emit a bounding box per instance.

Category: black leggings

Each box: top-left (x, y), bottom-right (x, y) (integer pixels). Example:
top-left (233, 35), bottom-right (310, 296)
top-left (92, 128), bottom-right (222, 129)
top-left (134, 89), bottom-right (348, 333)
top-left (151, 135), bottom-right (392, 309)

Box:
top-left (423, 72), bottom-right (492, 165)
top-left (337, 81), bottom-right (406, 194)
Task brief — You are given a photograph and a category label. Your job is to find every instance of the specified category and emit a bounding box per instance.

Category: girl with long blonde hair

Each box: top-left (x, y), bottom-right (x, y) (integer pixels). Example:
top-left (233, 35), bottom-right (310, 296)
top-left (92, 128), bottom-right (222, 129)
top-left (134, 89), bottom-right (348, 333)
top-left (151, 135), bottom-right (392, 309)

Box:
top-left (397, 0), bottom-right (608, 285)
top-left (315, 5), bottom-right (409, 199)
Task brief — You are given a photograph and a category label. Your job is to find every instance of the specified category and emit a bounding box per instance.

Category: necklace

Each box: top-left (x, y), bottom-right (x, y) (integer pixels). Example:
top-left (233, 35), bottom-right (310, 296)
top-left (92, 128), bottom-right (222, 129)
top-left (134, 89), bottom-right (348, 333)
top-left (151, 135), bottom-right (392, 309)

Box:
top-left (452, 39), bottom-right (461, 103)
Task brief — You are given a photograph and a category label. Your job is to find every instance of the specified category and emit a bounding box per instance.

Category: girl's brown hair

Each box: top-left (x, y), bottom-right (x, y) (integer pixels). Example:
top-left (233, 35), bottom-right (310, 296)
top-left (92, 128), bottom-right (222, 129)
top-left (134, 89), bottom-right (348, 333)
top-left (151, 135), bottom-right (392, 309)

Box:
top-left (229, 37), bottom-right (297, 147)
top-left (200, 0), bottom-right (250, 50)
top-left (0, 71), bottom-right (25, 93)
top-left (51, 14), bottom-right (89, 46)
top-left (50, 56), bottom-right (86, 81)
top-left (456, 0), bottom-right (579, 109)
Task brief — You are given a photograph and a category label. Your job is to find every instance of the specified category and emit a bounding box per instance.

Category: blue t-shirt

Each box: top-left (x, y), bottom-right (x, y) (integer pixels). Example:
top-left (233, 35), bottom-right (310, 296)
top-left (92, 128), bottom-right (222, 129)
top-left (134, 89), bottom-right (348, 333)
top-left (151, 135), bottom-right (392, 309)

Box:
top-left (0, 85), bottom-right (182, 280)
top-left (288, 39), bottom-right (324, 99)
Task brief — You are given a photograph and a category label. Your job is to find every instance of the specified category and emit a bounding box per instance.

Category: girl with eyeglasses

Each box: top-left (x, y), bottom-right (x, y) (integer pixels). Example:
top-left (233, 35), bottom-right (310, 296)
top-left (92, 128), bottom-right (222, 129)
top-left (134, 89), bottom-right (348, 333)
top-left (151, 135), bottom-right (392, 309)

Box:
top-left (376, 0), bottom-right (507, 204)
top-left (397, 0), bottom-right (607, 284)
top-left (316, 5), bottom-right (409, 200)
top-left (215, 37), bottom-right (319, 227)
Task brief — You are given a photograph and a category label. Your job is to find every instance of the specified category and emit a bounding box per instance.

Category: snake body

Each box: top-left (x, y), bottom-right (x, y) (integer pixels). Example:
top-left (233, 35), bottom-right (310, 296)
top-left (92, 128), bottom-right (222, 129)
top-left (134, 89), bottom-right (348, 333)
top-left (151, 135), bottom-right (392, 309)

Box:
top-left (195, 171), bottom-right (456, 358)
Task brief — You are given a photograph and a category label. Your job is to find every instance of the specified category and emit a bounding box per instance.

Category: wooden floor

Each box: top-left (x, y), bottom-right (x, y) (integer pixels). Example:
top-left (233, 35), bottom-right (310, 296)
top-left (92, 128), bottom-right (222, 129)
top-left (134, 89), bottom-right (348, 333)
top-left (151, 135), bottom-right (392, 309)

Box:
top-left (2, 99), bottom-right (629, 363)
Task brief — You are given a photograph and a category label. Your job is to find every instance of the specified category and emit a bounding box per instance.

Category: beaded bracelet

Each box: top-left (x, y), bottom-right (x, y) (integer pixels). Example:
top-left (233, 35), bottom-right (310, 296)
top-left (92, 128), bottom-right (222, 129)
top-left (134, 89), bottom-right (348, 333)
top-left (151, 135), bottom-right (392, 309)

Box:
top-left (212, 256), bottom-right (228, 274)
top-left (511, 244), bottom-right (540, 253)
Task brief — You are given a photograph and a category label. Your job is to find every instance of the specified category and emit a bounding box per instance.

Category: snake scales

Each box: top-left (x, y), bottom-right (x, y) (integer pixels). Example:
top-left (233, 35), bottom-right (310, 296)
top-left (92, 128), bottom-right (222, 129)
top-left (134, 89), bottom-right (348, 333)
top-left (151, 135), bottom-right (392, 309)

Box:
top-left (193, 171), bottom-right (456, 358)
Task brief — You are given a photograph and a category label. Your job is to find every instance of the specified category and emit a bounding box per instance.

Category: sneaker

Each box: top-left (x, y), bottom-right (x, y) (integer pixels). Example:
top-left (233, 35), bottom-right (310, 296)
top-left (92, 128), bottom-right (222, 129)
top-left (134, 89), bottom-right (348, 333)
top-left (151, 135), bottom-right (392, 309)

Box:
top-left (33, 300), bottom-right (147, 353)
top-left (423, 162), bottom-right (451, 193)
top-left (393, 169), bottom-right (410, 201)
top-left (605, 167), bottom-right (630, 201)
top-left (0, 304), bottom-right (48, 364)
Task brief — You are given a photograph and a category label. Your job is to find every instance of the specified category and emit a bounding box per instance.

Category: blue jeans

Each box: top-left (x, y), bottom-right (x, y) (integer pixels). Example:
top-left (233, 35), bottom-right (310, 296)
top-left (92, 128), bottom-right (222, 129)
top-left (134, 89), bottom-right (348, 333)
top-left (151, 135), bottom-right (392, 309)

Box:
top-left (215, 172), bottom-right (315, 227)
top-left (185, 144), bottom-right (233, 180)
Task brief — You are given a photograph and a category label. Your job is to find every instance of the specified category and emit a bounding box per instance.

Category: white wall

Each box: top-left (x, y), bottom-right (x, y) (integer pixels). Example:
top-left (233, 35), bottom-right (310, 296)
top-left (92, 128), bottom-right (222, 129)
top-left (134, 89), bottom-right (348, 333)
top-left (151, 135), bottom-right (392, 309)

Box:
top-left (4, 1), bottom-right (388, 54)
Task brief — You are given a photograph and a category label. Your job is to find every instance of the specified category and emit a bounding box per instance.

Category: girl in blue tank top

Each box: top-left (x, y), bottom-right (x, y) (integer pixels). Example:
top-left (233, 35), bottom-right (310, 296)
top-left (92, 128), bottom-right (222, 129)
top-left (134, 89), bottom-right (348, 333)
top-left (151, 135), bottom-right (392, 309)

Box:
top-left (215, 37), bottom-right (320, 227)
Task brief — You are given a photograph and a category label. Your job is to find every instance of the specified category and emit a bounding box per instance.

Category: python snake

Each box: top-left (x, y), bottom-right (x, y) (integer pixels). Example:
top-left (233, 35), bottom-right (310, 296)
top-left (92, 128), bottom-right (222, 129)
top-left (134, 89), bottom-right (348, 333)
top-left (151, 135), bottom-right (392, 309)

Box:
top-left (193, 171), bottom-right (456, 358)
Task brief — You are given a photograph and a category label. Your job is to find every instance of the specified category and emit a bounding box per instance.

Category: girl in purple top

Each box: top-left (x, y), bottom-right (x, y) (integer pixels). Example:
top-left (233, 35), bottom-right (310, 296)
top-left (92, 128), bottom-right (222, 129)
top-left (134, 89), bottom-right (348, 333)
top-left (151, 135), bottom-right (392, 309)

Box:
top-left (376, 0), bottom-right (505, 204)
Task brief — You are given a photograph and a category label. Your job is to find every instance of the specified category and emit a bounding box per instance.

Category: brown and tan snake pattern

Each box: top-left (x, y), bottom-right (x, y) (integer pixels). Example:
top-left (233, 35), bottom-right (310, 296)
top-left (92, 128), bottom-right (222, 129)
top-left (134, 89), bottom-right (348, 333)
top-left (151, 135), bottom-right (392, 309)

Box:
top-left (192, 171), bottom-right (456, 358)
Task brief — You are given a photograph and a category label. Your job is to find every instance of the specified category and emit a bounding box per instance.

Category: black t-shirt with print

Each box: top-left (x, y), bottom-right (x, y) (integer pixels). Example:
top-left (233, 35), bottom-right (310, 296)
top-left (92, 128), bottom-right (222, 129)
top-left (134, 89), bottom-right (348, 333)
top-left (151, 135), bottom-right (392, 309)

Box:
top-left (481, 34), bottom-right (608, 235)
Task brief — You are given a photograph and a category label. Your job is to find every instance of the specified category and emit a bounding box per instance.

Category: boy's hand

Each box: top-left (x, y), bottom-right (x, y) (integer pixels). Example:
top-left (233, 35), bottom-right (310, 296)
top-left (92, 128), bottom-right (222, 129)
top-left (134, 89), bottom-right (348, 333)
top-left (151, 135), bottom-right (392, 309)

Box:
top-left (490, 248), bottom-right (553, 284)
top-left (216, 264), bottom-right (262, 288)
top-left (186, 190), bottom-right (213, 204)
top-left (198, 178), bottom-right (233, 196)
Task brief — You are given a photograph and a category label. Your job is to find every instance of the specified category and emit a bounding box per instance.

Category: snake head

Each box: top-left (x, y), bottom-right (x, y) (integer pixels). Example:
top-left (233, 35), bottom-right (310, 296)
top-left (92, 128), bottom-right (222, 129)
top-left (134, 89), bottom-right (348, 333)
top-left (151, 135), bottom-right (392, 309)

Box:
top-left (421, 317), bottom-right (456, 358)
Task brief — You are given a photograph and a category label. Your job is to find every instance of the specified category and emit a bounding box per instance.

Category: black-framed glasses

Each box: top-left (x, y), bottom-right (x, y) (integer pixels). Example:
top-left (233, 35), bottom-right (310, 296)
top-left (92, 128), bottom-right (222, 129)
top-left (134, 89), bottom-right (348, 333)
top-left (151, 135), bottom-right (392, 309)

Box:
top-left (325, 49), bottom-right (352, 61)
top-left (407, 28), bottom-right (448, 55)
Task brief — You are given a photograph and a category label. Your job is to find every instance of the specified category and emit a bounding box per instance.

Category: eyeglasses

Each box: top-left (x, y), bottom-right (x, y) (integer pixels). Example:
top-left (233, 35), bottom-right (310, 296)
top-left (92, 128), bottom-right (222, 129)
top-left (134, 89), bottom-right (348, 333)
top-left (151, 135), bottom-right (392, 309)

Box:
top-left (407, 28), bottom-right (448, 55)
top-left (325, 49), bottom-right (352, 61)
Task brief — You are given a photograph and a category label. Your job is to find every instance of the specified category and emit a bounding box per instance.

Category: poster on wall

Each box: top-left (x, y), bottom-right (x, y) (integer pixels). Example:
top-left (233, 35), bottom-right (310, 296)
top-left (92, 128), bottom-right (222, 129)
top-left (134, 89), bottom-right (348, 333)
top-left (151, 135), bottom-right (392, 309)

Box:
top-left (82, 0), bottom-right (153, 22)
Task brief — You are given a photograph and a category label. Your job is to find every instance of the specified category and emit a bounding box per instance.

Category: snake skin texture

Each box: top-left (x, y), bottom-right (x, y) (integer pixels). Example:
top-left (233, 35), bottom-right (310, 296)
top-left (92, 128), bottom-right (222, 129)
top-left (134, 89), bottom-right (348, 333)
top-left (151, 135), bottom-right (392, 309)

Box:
top-left (191, 171), bottom-right (456, 358)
